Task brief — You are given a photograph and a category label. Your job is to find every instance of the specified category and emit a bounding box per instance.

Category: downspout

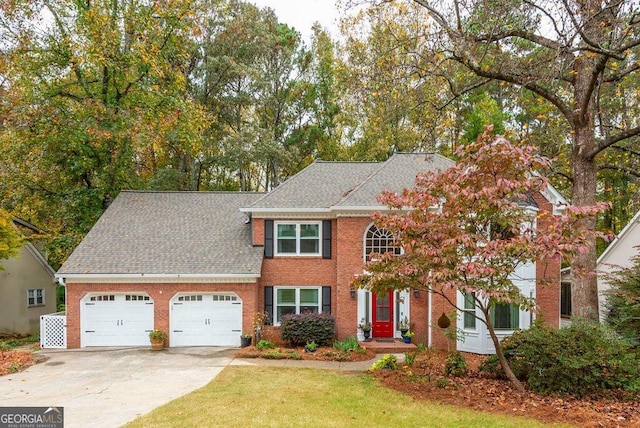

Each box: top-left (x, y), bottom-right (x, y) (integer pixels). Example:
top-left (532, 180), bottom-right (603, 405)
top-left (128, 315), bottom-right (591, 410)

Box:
top-left (428, 288), bottom-right (433, 348)
top-left (57, 276), bottom-right (66, 314)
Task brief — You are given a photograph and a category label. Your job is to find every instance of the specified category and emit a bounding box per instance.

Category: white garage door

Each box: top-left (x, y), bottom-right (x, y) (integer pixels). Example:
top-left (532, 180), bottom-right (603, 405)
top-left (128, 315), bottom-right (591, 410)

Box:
top-left (81, 294), bottom-right (154, 347)
top-left (170, 293), bottom-right (242, 347)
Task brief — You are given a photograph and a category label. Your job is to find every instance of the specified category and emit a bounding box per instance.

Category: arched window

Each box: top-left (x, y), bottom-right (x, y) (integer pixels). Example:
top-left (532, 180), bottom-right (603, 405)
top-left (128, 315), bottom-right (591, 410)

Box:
top-left (364, 225), bottom-right (401, 261)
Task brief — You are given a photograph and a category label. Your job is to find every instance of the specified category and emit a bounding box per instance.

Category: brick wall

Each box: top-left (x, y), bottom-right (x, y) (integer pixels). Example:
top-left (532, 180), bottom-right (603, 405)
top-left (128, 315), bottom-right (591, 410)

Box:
top-left (533, 192), bottom-right (561, 328)
top-left (335, 217), bottom-right (369, 339)
top-left (257, 218), bottom-right (338, 317)
top-left (252, 218), bottom-right (265, 247)
top-left (65, 282), bottom-right (258, 349)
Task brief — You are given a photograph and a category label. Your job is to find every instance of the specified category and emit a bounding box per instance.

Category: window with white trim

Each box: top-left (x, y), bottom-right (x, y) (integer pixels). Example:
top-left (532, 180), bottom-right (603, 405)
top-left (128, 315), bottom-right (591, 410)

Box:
top-left (364, 225), bottom-right (401, 261)
top-left (276, 222), bottom-right (321, 255)
top-left (274, 287), bottom-right (321, 324)
top-left (490, 302), bottom-right (520, 330)
top-left (462, 292), bottom-right (476, 329)
top-left (27, 288), bottom-right (44, 306)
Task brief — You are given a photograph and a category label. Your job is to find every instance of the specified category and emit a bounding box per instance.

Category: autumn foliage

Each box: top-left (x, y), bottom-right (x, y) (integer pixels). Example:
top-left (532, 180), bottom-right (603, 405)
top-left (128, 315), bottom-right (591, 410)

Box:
top-left (355, 129), bottom-right (609, 391)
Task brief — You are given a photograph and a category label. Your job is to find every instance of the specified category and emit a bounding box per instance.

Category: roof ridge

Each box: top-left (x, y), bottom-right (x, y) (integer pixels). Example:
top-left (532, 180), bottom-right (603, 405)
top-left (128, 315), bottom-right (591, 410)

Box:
top-left (335, 159), bottom-right (388, 206)
top-left (120, 190), bottom-right (265, 195)
top-left (335, 152), bottom-right (455, 207)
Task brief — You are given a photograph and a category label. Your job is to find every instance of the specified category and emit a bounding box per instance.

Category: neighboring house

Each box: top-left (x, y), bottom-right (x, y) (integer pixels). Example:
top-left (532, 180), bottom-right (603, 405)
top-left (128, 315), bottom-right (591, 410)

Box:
top-left (596, 209), bottom-right (640, 322)
top-left (0, 218), bottom-right (57, 335)
top-left (55, 153), bottom-right (566, 353)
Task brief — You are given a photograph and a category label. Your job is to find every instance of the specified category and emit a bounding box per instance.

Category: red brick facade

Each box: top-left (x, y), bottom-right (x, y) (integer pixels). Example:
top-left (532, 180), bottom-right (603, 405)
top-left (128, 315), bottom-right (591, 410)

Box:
top-left (65, 281), bottom-right (258, 349)
top-left (64, 192), bottom-right (562, 351)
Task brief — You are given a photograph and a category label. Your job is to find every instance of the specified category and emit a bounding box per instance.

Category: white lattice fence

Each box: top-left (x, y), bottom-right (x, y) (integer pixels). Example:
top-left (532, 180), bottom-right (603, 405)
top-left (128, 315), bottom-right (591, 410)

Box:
top-left (40, 312), bottom-right (67, 349)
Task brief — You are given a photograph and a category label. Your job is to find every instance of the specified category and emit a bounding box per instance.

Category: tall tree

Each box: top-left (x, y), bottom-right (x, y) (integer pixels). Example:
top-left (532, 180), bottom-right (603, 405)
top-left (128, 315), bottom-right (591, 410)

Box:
top-left (0, 210), bottom-right (22, 269)
top-left (339, 2), bottom-right (458, 160)
top-left (189, 1), bottom-right (315, 191)
top-left (387, 0), bottom-right (640, 319)
top-left (0, 0), bottom-right (200, 267)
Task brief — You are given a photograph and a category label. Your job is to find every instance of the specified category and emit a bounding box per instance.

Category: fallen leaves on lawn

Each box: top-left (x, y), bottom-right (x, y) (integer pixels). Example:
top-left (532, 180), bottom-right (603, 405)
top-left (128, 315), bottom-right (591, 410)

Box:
top-left (0, 350), bottom-right (35, 376)
top-left (373, 351), bottom-right (640, 428)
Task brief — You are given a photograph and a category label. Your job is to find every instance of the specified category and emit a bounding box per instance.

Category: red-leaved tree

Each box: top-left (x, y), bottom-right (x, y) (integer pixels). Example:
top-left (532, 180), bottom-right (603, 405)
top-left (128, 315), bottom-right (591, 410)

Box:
top-left (354, 129), bottom-right (608, 391)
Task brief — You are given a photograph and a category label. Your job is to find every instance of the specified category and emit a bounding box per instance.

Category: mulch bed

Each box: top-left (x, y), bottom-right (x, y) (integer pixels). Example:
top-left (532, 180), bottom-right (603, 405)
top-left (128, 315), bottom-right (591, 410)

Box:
top-left (236, 344), bottom-right (376, 362)
top-left (0, 350), bottom-right (36, 376)
top-left (237, 345), bottom-right (640, 426)
top-left (372, 351), bottom-right (640, 427)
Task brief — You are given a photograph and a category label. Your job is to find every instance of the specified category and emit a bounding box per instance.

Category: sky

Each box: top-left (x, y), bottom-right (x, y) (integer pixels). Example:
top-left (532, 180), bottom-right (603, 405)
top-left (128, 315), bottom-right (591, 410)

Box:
top-left (249, 0), bottom-right (342, 42)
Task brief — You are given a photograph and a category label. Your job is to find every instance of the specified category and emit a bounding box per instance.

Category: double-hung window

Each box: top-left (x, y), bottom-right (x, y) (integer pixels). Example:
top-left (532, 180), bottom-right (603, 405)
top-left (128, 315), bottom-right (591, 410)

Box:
top-left (490, 302), bottom-right (520, 330)
top-left (27, 288), bottom-right (45, 306)
top-left (462, 292), bottom-right (476, 329)
top-left (276, 222), bottom-right (320, 255)
top-left (274, 287), bottom-right (321, 324)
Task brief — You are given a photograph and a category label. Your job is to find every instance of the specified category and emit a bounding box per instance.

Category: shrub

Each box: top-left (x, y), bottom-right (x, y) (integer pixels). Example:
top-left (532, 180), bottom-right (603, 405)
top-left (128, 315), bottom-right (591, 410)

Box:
top-left (280, 313), bottom-right (335, 346)
top-left (444, 351), bottom-right (468, 377)
top-left (404, 351), bottom-right (417, 366)
top-left (256, 340), bottom-right (276, 351)
top-left (333, 336), bottom-right (359, 352)
top-left (435, 378), bottom-right (450, 388)
top-left (320, 350), bottom-right (350, 361)
top-left (287, 350), bottom-right (302, 360)
top-left (262, 350), bottom-right (285, 359)
top-left (480, 320), bottom-right (640, 397)
top-left (370, 354), bottom-right (398, 370)
top-left (603, 253), bottom-right (640, 348)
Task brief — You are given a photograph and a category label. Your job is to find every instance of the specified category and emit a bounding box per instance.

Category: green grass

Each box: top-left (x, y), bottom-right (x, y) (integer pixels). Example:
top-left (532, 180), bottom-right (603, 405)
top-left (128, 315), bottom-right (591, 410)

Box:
top-left (125, 366), bottom-right (569, 428)
top-left (0, 334), bottom-right (39, 350)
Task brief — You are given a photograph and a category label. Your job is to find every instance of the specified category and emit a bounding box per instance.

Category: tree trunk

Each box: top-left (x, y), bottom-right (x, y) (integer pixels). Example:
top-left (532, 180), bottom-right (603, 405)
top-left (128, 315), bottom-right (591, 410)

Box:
top-left (487, 320), bottom-right (525, 392)
top-left (570, 124), bottom-right (599, 320)
top-left (569, 39), bottom-right (600, 321)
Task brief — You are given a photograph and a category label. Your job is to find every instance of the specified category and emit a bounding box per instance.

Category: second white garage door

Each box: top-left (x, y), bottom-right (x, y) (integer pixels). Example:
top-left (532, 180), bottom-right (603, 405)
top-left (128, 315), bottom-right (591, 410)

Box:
top-left (170, 293), bottom-right (242, 347)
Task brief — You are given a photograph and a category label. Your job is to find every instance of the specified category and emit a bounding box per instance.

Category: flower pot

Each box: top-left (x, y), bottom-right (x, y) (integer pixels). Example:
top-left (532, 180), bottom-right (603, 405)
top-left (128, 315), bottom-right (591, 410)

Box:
top-left (400, 328), bottom-right (409, 337)
top-left (150, 340), bottom-right (164, 350)
top-left (403, 336), bottom-right (412, 344)
top-left (362, 330), bottom-right (371, 341)
top-left (240, 336), bottom-right (252, 347)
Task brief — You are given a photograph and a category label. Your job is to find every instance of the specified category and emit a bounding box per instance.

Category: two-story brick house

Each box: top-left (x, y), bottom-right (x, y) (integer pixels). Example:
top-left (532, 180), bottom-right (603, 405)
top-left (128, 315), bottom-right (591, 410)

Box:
top-left (55, 153), bottom-right (565, 353)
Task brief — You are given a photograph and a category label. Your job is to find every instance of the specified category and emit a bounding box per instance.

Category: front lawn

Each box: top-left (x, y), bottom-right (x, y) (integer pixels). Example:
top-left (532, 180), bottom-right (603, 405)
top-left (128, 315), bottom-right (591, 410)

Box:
top-left (125, 366), bottom-right (565, 428)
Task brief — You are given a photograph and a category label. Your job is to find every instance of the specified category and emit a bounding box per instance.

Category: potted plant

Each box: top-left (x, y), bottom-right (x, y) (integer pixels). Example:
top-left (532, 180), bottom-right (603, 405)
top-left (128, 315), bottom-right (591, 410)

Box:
top-left (403, 330), bottom-right (415, 344)
top-left (240, 333), bottom-right (253, 348)
top-left (399, 316), bottom-right (409, 337)
top-left (359, 319), bottom-right (372, 341)
top-left (304, 340), bottom-right (318, 353)
top-left (149, 329), bottom-right (167, 350)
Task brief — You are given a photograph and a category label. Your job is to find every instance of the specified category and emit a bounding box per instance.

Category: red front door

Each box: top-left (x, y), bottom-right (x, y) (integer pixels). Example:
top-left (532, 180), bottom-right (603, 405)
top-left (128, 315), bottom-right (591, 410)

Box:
top-left (372, 291), bottom-right (394, 337)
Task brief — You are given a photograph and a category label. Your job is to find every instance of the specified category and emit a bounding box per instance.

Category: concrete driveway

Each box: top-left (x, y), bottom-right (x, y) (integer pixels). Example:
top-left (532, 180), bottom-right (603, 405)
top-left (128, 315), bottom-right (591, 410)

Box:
top-left (0, 347), bottom-right (236, 428)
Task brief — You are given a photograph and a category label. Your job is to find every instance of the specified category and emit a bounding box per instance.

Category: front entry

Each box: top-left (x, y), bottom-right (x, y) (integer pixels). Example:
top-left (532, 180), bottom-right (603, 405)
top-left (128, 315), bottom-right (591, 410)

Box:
top-left (372, 291), bottom-right (394, 337)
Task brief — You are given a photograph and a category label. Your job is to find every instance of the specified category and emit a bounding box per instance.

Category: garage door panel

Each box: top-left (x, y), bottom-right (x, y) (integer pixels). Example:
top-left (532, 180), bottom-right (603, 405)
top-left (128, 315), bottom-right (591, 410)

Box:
top-left (170, 294), bottom-right (242, 347)
top-left (81, 294), bottom-right (154, 347)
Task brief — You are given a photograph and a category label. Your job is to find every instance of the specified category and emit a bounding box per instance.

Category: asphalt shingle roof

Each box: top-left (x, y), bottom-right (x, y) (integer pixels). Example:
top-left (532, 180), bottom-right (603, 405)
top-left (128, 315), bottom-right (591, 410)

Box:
top-left (249, 153), bottom-right (454, 210)
top-left (337, 153), bottom-right (454, 207)
top-left (58, 191), bottom-right (264, 276)
top-left (248, 161), bottom-right (380, 209)
top-left (59, 153), bottom-right (455, 276)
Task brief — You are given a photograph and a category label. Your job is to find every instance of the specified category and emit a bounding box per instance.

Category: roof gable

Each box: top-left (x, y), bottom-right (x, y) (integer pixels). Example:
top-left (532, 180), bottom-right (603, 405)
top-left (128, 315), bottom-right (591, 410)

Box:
top-left (598, 209), bottom-right (640, 268)
top-left (58, 191), bottom-right (264, 277)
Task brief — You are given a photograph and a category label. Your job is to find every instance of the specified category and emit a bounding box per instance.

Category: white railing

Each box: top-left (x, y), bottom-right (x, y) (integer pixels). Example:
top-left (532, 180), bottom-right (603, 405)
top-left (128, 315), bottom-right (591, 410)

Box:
top-left (40, 312), bottom-right (67, 349)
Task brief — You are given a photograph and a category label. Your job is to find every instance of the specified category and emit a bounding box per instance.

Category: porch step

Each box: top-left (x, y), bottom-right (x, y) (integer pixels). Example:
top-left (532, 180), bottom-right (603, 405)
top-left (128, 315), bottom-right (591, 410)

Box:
top-left (360, 338), bottom-right (417, 354)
